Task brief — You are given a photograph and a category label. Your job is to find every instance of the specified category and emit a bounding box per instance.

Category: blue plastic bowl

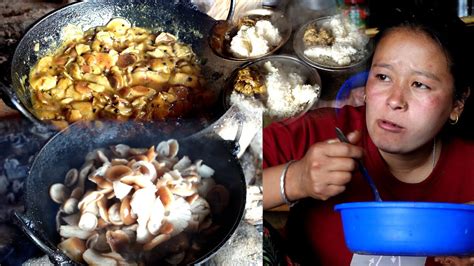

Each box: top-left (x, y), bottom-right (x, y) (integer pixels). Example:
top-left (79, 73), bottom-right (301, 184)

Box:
top-left (334, 202), bottom-right (474, 256)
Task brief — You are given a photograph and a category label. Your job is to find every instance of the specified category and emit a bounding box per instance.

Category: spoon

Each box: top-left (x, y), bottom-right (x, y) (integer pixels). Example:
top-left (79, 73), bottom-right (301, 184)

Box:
top-left (335, 127), bottom-right (382, 201)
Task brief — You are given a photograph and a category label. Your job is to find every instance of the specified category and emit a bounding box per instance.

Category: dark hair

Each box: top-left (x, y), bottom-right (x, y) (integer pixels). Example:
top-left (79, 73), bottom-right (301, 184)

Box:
top-left (373, 7), bottom-right (473, 101)
top-left (373, 7), bottom-right (473, 139)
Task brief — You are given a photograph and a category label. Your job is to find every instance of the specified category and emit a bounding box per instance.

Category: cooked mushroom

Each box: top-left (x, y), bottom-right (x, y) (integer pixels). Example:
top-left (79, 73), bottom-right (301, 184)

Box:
top-left (50, 183), bottom-right (70, 204)
top-left (58, 237), bottom-right (86, 263)
top-left (143, 233), bottom-right (171, 251)
top-left (63, 197), bottom-right (79, 214)
top-left (147, 197), bottom-right (165, 235)
top-left (119, 196), bottom-right (137, 225)
top-left (60, 225), bottom-right (94, 239)
top-left (83, 248), bottom-right (118, 265)
top-left (104, 165), bottom-right (133, 182)
top-left (86, 232), bottom-right (111, 252)
top-left (64, 168), bottom-right (79, 187)
top-left (79, 212), bottom-right (99, 231)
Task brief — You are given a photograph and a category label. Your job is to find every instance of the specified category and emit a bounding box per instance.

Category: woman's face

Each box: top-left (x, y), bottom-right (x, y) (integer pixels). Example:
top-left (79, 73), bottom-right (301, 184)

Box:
top-left (365, 28), bottom-right (457, 154)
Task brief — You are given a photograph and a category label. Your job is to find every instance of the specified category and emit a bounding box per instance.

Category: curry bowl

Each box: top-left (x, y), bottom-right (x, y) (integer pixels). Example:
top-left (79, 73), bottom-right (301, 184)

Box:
top-left (335, 202), bottom-right (474, 256)
top-left (222, 55), bottom-right (321, 127)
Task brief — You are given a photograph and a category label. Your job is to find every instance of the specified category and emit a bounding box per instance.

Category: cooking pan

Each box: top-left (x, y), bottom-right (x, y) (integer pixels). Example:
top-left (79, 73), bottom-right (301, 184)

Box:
top-left (1, 0), bottom-right (240, 129)
top-left (335, 202), bottom-right (474, 256)
top-left (14, 119), bottom-right (247, 265)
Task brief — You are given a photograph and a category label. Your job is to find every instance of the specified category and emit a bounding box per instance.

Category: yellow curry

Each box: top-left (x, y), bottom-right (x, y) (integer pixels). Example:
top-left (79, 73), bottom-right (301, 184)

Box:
top-left (29, 18), bottom-right (214, 126)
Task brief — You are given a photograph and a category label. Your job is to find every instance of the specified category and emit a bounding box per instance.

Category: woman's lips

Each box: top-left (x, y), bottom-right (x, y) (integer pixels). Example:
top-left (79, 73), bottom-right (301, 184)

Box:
top-left (377, 119), bottom-right (404, 133)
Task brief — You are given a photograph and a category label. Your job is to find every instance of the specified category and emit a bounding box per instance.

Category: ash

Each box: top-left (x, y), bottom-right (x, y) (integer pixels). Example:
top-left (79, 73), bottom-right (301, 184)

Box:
top-left (0, 118), bottom-right (54, 258)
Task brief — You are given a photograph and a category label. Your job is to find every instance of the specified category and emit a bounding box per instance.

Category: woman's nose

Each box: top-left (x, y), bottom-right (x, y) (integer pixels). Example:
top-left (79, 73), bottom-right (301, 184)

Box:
top-left (386, 87), bottom-right (408, 111)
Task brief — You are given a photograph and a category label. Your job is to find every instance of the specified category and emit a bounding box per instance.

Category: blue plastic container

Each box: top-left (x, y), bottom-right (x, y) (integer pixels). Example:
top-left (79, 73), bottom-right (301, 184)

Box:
top-left (334, 202), bottom-right (474, 256)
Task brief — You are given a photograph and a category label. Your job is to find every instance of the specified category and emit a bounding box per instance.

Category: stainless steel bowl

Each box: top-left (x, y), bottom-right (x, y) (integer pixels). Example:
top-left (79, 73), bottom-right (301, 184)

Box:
top-left (209, 8), bottom-right (292, 61)
top-left (293, 15), bottom-right (373, 72)
top-left (223, 55), bottom-right (321, 126)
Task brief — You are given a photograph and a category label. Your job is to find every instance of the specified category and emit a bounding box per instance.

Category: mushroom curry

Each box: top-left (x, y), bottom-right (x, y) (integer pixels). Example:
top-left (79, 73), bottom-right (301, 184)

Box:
top-left (29, 18), bottom-right (214, 127)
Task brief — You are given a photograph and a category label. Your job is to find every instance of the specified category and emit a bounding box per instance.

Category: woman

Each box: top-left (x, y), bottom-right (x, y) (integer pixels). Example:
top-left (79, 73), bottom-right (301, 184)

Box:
top-left (263, 9), bottom-right (473, 266)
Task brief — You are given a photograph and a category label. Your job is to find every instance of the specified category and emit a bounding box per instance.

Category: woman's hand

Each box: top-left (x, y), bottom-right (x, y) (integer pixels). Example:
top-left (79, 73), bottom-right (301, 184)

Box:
top-left (285, 130), bottom-right (364, 201)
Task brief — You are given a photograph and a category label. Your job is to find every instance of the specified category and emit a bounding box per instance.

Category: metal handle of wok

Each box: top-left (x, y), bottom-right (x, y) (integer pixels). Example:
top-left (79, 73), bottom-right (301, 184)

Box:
top-left (226, 0), bottom-right (236, 21)
top-left (0, 80), bottom-right (18, 111)
top-left (12, 212), bottom-right (82, 266)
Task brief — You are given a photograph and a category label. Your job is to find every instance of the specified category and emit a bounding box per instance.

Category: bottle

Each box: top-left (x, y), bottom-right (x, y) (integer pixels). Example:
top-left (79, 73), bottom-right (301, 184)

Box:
top-left (342, 0), bottom-right (368, 29)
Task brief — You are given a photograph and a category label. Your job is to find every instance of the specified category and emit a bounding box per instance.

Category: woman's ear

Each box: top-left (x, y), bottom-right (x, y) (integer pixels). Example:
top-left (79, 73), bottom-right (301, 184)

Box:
top-left (450, 88), bottom-right (470, 121)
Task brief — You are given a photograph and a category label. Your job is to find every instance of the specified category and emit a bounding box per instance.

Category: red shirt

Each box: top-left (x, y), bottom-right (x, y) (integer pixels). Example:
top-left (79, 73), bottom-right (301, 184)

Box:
top-left (263, 105), bottom-right (474, 266)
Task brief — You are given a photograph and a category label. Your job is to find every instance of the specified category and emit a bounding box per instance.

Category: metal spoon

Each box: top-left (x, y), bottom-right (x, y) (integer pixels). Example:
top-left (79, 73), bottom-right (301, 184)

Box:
top-left (335, 127), bottom-right (382, 201)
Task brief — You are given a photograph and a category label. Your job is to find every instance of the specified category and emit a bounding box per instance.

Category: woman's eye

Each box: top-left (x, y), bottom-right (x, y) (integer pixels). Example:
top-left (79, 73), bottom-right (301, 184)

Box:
top-left (375, 74), bottom-right (390, 81)
top-left (412, 81), bottom-right (430, 90)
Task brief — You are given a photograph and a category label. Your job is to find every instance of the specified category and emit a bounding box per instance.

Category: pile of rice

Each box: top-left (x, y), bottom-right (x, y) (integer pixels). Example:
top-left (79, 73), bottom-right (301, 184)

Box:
top-left (230, 20), bottom-right (282, 58)
top-left (304, 16), bottom-right (369, 67)
top-left (230, 61), bottom-right (320, 120)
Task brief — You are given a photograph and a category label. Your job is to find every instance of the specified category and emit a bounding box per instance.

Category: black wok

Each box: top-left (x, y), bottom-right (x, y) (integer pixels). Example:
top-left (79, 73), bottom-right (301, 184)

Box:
top-left (15, 120), bottom-right (246, 265)
top-left (2, 0), bottom-right (240, 129)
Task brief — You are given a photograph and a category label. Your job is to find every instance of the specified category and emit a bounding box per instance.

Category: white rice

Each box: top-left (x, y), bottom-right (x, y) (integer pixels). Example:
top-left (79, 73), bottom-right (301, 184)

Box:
top-left (230, 20), bottom-right (282, 58)
top-left (304, 16), bottom-right (369, 66)
top-left (230, 61), bottom-right (320, 120)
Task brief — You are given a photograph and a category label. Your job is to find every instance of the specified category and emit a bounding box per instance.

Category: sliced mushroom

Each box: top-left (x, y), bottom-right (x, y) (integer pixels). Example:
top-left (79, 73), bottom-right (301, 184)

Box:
top-left (108, 202), bottom-right (123, 226)
top-left (147, 197), bottom-right (165, 235)
top-left (143, 233), bottom-right (171, 251)
top-left (79, 212), bottom-right (99, 231)
top-left (159, 221), bottom-right (174, 235)
top-left (110, 144), bottom-right (131, 158)
top-left (156, 186), bottom-right (174, 209)
top-left (63, 197), bottom-right (79, 214)
top-left (131, 160), bottom-right (157, 181)
top-left (89, 175), bottom-right (113, 189)
top-left (62, 213), bottom-right (81, 226)
top-left (156, 139), bottom-right (179, 159)
top-left (155, 32), bottom-right (177, 44)
top-left (83, 248), bottom-right (118, 266)
top-left (173, 156), bottom-right (192, 171)
top-left (190, 196), bottom-right (211, 223)
top-left (64, 168), bottom-right (79, 187)
top-left (60, 225), bottom-right (94, 239)
top-left (104, 165), bottom-right (132, 182)
top-left (78, 191), bottom-right (103, 212)
top-left (50, 183), bottom-right (70, 204)
top-left (96, 195), bottom-right (109, 223)
top-left (113, 181), bottom-right (133, 200)
top-left (145, 146), bottom-right (156, 162)
top-left (169, 182), bottom-right (198, 197)
top-left (119, 196), bottom-right (137, 226)
top-left (58, 237), bottom-right (86, 263)
top-left (131, 187), bottom-right (156, 243)
top-left (116, 53), bottom-right (137, 68)
top-left (86, 232), bottom-right (111, 253)
top-left (106, 230), bottom-right (131, 254)
top-left (96, 149), bottom-right (110, 164)
top-left (78, 161), bottom-right (94, 189)
top-left (70, 187), bottom-right (84, 199)
top-left (102, 251), bottom-right (137, 266)
top-left (164, 197), bottom-right (192, 237)
top-left (197, 163), bottom-right (215, 179)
